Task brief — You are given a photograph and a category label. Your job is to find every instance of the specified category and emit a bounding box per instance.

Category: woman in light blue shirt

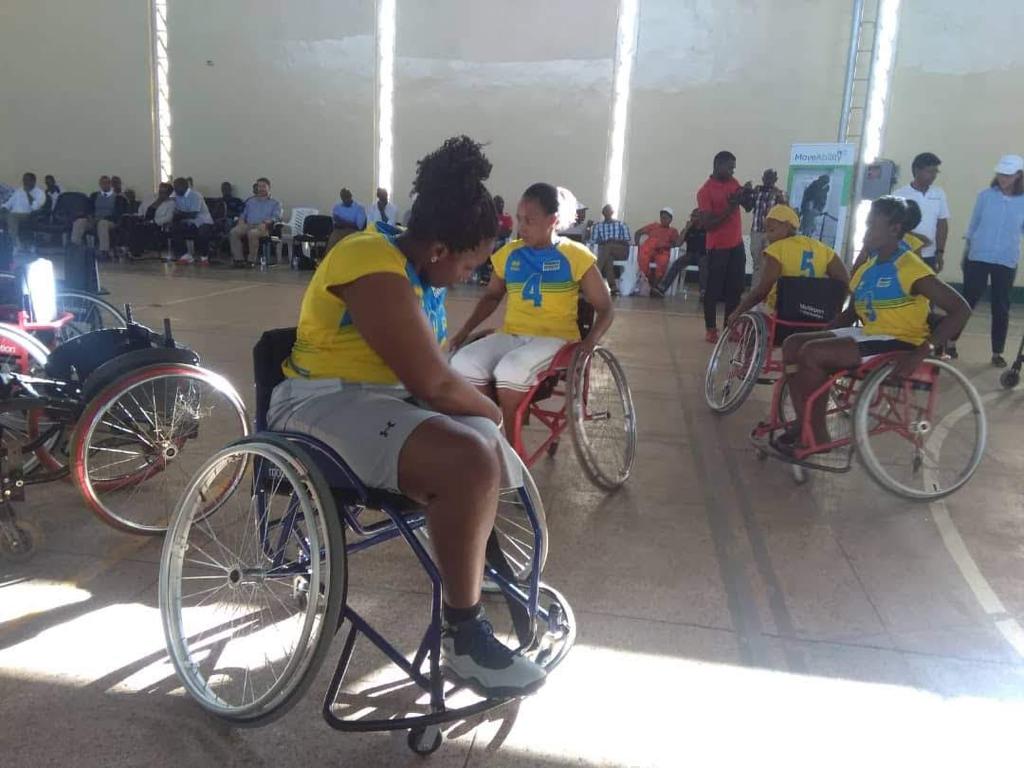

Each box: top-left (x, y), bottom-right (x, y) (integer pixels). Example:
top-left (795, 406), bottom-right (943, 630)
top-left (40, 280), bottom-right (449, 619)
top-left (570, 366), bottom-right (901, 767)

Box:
top-left (955, 155), bottom-right (1024, 366)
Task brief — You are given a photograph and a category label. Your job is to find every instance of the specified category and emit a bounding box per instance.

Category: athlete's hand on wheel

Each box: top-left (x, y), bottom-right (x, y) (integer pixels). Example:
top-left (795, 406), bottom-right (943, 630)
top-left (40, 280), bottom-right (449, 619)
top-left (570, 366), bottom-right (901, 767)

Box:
top-left (448, 329), bottom-right (469, 352)
top-left (889, 345), bottom-right (930, 381)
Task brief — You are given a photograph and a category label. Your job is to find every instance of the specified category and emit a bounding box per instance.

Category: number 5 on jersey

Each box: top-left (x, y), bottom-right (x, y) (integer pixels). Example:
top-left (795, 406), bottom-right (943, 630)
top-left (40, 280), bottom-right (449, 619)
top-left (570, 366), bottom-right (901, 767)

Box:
top-left (800, 251), bottom-right (816, 277)
top-left (522, 273), bottom-right (543, 307)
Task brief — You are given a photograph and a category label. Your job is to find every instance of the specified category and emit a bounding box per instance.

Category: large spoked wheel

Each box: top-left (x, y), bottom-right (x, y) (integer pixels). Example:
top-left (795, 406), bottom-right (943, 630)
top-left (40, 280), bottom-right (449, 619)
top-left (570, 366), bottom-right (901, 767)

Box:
top-left (567, 346), bottom-right (636, 490)
top-left (71, 364), bottom-right (249, 534)
top-left (705, 312), bottom-right (767, 414)
top-left (159, 436), bottom-right (346, 726)
top-left (54, 290), bottom-right (127, 344)
top-left (854, 358), bottom-right (986, 501)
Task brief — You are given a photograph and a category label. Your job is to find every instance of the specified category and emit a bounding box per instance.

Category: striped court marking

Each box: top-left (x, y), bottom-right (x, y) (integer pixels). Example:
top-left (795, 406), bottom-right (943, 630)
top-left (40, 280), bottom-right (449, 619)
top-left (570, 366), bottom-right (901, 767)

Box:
top-left (925, 390), bottom-right (1024, 659)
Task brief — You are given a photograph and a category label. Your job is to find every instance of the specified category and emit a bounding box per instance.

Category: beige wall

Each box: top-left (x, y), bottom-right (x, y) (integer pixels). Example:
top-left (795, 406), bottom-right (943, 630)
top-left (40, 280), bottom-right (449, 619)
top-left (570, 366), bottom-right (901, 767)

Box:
top-left (623, 0), bottom-right (852, 228)
top-left (885, 0), bottom-right (1024, 282)
top-left (0, 0), bottom-right (155, 196)
top-left (392, 0), bottom-right (618, 221)
top-left (166, 0), bottom-right (376, 212)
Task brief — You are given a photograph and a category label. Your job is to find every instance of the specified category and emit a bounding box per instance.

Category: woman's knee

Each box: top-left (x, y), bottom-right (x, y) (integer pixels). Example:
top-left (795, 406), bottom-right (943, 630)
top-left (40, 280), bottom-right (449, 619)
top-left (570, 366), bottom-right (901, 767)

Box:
top-left (782, 336), bottom-right (805, 364)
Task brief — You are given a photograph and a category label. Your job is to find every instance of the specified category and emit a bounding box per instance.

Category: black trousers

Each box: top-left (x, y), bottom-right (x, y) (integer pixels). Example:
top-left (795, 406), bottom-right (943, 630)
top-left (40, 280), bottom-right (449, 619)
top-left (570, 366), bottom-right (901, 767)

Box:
top-left (704, 244), bottom-right (746, 329)
top-left (170, 222), bottom-right (213, 257)
top-left (962, 259), bottom-right (1016, 354)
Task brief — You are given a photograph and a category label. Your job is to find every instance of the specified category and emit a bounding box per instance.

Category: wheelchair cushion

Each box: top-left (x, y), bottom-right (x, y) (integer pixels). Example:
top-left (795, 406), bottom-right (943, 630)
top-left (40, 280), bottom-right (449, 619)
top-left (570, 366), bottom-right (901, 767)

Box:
top-left (253, 327), bottom-right (297, 431)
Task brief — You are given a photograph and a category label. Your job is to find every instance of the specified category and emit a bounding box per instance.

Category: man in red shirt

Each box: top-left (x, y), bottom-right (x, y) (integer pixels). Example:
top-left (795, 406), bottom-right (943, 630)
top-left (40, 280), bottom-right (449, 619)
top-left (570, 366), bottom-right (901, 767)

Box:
top-left (697, 151), bottom-right (754, 343)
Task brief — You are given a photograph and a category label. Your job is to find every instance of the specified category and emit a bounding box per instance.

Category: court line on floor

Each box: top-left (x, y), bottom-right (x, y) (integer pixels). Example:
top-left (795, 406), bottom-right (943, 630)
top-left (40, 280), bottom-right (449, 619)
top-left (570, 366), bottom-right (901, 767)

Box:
top-left (926, 389), bottom-right (1024, 659)
top-left (151, 284), bottom-right (264, 307)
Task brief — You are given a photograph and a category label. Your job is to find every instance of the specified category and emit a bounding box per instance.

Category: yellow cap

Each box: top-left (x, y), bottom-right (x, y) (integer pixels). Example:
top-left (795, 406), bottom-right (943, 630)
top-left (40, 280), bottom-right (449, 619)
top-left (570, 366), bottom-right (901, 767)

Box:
top-left (766, 204), bottom-right (800, 229)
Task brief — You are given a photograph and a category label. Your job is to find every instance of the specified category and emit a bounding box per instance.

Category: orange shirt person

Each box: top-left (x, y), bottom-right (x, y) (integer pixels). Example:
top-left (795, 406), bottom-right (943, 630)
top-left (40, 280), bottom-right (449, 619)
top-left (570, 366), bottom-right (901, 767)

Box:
top-left (634, 207), bottom-right (679, 283)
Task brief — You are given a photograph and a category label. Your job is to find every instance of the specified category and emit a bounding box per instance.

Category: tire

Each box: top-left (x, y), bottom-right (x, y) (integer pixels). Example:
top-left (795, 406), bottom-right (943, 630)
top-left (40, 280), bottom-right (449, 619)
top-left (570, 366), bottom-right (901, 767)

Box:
top-left (159, 436), bottom-right (346, 725)
top-left (567, 346), bottom-right (636, 490)
top-left (704, 312), bottom-right (767, 414)
top-left (54, 290), bottom-right (127, 345)
top-left (71, 363), bottom-right (249, 534)
top-left (0, 518), bottom-right (40, 562)
top-left (407, 726), bottom-right (443, 756)
top-left (1000, 369), bottom-right (1020, 390)
top-left (854, 358), bottom-right (986, 501)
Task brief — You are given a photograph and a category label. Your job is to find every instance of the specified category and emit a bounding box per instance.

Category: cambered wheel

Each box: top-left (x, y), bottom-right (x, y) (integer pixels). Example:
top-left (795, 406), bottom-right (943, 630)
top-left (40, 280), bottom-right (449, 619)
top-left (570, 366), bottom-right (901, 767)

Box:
top-left (54, 290), bottom-right (128, 344)
top-left (704, 312), bottom-right (767, 414)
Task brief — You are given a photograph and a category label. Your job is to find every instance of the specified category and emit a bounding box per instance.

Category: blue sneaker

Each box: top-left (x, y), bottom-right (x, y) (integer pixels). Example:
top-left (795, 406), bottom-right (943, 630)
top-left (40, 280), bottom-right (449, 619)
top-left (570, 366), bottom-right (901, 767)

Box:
top-left (441, 610), bottom-right (546, 697)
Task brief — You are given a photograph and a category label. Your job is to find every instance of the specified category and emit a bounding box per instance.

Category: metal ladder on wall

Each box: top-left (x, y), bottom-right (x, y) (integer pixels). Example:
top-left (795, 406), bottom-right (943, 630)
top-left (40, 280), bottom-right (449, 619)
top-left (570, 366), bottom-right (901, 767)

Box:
top-left (838, 0), bottom-right (882, 149)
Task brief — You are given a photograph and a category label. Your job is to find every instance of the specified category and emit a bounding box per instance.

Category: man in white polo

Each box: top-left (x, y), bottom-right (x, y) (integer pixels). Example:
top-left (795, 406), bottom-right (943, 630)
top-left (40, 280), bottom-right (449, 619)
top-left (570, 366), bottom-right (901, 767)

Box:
top-left (894, 151), bottom-right (950, 272)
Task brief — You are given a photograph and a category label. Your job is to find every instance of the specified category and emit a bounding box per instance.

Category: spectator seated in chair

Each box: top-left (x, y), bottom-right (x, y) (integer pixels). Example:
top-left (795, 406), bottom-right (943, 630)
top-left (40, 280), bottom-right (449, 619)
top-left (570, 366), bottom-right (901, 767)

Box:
top-left (1, 172), bottom-right (45, 248)
top-left (170, 176), bottom-right (215, 264)
top-left (327, 187), bottom-right (367, 250)
top-left (651, 208), bottom-right (706, 298)
top-left (127, 182), bottom-right (176, 258)
top-left (591, 203), bottom-right (631, 296)
top-left (230, 176), bottom-right (282, 267)
top-left (634, 207), bottom-right (679, 290)
top-left (219, 181), bottom-right (244, 221)
top-left (70, 175), bottom-right (129, 259)
top-left (366, 187), bottom-right (399, 227)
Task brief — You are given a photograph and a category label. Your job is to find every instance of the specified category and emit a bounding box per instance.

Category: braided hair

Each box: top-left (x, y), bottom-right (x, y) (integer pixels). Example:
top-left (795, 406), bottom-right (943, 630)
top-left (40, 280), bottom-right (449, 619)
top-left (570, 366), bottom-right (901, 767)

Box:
top-left (871, 195), bottom-right (919, 236)
top-left (406, 135), bottom-right (497, 252)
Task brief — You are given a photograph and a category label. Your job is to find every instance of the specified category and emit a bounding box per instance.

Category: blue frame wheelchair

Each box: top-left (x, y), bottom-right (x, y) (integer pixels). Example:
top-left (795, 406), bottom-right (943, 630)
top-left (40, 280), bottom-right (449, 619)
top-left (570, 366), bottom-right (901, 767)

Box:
top-left (158, 328), bottom-right (575, 755)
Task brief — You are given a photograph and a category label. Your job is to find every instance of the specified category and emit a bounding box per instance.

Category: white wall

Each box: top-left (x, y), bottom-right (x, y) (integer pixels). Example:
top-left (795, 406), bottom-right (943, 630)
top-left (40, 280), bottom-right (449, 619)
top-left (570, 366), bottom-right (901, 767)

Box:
top-left (166, 0), bottom-right (376, 211)
top-left (884, 0), bottom-right (1024, 283)
top-left (623, 0), bottom-right (852, 227)
top-left (392, 0), bottom-right (618, 220)
top-left (0, 0), bottom-right (155, 196)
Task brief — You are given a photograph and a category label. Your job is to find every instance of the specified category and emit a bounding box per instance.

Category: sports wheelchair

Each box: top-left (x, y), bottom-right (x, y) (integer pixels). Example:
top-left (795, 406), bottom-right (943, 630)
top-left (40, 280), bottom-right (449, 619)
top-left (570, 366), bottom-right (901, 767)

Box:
top-left (750, 348), bottom-right (986, 500)
top-left (158, 328), bottom-right (575, 755)
top-left (0, 310), bottom-right (247, 559)
top-left (505, 301), bottom-right (637, 490)
top-left (705, 277), bottom-right (847, 414)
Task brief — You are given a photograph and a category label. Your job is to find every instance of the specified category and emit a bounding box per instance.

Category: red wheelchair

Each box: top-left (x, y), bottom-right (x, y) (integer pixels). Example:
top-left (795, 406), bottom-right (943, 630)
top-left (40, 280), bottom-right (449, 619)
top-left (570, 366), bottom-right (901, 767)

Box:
top-left (705, 277), bottom-right (847, 414)
top-left (471, 301), bottom-right (636, 490)
top-left (750, 349), bottom-right (986, 500)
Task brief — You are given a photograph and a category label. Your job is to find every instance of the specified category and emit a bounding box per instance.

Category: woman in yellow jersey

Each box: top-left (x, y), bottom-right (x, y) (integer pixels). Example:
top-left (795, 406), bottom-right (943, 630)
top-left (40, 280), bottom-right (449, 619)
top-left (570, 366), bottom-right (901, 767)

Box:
top-left (725, 204), bottom-right (849, 328)
top-left (780, 196), bottom-right (970, 454)
top-left (850, 198), bottom-right (928, 274)
top-left (268, 136), bottom-right (546, 696)
top-left (450, 183), bottom-right (614, 442)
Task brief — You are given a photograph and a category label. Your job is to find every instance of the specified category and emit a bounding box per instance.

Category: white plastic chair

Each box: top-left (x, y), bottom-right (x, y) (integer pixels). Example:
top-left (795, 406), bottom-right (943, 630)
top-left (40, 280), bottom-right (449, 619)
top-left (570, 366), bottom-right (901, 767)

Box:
top-left (274, 207), bottom-right (318, 262)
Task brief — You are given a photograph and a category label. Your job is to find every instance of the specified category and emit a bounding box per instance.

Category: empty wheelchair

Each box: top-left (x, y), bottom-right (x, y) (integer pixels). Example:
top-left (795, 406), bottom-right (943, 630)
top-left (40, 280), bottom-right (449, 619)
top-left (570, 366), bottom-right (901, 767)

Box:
top-left (158, 328), bottom-right (574, 754)
top-left (705, 277), bottom-right (847, 414)
top-left (509, 301), bottom-right (637, 490)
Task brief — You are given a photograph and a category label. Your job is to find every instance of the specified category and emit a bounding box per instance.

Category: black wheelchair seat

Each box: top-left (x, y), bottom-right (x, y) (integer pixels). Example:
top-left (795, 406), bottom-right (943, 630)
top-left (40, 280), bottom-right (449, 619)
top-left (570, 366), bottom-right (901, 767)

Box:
top-left (253, 327), bottom-right (297, 431)
top-left (774, 277), bottom-right (847, 345)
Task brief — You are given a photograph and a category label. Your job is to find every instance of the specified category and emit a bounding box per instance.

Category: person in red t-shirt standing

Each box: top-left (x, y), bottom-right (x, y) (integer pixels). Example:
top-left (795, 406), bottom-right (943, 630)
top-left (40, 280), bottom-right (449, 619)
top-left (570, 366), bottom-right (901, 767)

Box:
top-left (697, 151), bottom-right (754, 343)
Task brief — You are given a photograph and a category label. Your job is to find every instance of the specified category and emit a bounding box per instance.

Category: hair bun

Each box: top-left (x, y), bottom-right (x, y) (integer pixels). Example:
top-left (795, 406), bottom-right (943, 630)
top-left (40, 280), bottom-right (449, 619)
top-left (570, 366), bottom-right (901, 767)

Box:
top-left (413, 135), bottom-right (492, 200)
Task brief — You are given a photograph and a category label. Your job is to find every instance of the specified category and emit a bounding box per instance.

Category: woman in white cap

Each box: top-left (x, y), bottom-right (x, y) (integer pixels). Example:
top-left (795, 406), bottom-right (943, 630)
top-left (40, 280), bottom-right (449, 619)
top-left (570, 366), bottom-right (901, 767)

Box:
top-left (634, 207), bottom-right (679, 288)
top-left (450, 183), bottom-right (614, 443)
top-left (950, 154), bottom-right (1024, 366)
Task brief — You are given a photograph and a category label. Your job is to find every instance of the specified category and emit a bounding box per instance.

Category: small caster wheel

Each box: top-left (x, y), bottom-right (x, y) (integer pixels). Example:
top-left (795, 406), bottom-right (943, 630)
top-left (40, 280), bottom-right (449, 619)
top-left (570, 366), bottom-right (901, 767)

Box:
top-left (1000, 370), bottom-right (1020, 390)
top-left (547, 441), bottom-right (560, 457)
top-left (792, 465), bottom-right (807, 485)
top-left (408, 725), bottom-right (443, 756)
top-left (756, 448), bottom-right (768, 461)
top-left (0, 520), bottom-right (39, 562)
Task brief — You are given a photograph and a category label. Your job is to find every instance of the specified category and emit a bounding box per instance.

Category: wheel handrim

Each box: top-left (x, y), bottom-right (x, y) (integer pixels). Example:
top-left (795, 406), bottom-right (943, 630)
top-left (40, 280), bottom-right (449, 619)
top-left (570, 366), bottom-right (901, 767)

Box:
top-left (855, 359), bottom-right (986, 500)
top-left (160, 444), bottom-right (331, 718)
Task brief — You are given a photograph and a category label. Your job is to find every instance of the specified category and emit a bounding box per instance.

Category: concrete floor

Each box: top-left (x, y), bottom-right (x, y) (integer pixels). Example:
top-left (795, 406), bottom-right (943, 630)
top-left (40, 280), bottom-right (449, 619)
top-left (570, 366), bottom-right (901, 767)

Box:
top-left (2, 261), bottom-right (1024, 766)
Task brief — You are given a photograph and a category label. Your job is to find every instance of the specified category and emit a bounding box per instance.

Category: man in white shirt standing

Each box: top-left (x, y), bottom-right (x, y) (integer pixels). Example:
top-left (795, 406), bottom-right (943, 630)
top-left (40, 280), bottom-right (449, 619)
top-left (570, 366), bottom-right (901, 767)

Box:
top-left (894, 152), bottom-right (950, 272)
top-left (1, 172), bottom-right (45, 247)
top-left (366, 187), bottom-right (399, 227)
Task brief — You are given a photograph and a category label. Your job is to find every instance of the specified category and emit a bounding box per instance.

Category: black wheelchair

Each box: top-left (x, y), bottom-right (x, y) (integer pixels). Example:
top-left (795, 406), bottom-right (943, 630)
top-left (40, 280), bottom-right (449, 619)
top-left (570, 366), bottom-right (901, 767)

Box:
top-left (158, 328), bottom-right (575, 755)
